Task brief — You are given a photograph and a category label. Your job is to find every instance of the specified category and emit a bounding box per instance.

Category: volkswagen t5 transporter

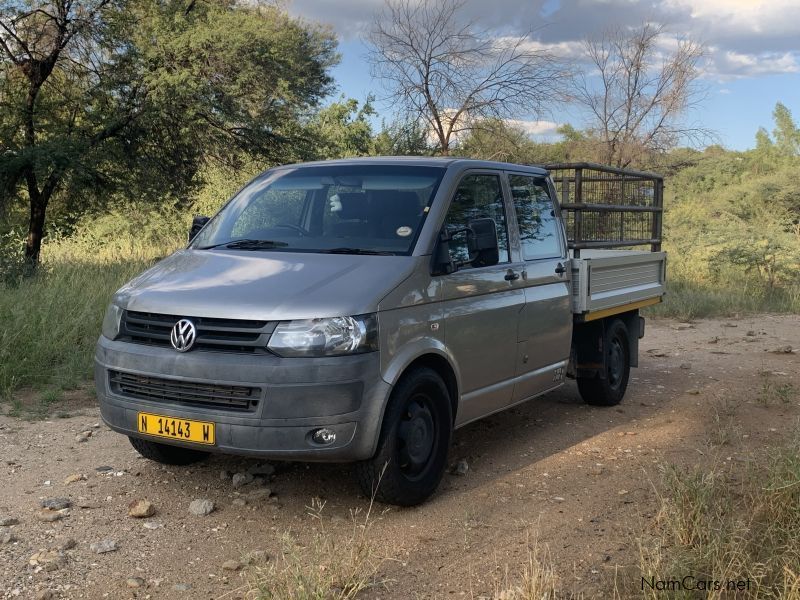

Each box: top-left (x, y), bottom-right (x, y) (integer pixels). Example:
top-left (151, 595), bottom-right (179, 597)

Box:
top-left (96, 158), bottom-right (666, 506)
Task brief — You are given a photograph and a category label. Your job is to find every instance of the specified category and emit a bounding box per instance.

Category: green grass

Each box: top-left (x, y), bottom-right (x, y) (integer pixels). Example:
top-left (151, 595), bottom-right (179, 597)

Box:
top-left (0, 218), bottom-right (182, 401)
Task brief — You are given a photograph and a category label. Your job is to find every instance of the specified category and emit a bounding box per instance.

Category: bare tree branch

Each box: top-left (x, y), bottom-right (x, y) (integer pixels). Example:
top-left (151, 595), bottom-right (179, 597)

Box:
top-left (571, 23), bottom-right (711, 167)
top-left (367, 0), bottom-right (568, 155)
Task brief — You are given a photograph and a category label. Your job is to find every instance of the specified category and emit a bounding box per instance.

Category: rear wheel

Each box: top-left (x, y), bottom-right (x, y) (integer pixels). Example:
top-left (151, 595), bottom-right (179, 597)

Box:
top-left (577, 318), bottom-right (630, 406)
top-left (129, 436), bottom-right (210, 465)
top-left (356, 367), bottom-right (452, 506)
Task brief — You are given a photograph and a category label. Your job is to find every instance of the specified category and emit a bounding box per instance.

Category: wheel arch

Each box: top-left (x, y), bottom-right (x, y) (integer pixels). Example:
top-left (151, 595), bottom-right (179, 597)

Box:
top-left (571, 310), bottom-right (640, 379)
top-left (382, 342), bottom-right (461, 425)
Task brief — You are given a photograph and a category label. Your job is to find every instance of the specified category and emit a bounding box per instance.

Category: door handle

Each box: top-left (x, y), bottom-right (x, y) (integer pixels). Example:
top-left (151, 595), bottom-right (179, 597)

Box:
top-left (504, 269), bottom-right (520, 281)
top-left (554, 263), bottom-right (566, 275)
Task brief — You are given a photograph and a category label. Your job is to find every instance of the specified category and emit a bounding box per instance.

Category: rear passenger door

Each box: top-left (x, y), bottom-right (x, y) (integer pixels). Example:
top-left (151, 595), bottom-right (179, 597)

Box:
top-left (507, 173), bottom-right (572, 403)
top-left (440, 172), bottom-right (526, 426)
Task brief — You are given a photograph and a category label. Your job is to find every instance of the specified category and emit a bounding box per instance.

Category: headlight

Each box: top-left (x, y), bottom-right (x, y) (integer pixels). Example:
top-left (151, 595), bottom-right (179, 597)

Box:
top-left (267, 314), bottom-right (378, 358)
top-left (101, 303), bottom-right (124, 340)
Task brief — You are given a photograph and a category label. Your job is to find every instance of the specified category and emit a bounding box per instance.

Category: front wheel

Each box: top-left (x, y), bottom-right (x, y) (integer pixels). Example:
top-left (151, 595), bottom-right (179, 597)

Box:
top-left (355, 367), bottom-right (453, 506)
top-left (577, 318), bottom-right (631, 406)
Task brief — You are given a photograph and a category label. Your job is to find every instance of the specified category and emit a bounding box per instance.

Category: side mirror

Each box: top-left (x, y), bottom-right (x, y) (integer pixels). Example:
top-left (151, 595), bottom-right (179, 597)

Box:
top-left (465, 218), bottom-right (499, 267)
top-left (189, 215), bottom-right (210, 242)
top-left (431, 230), bottom-right (456, 276)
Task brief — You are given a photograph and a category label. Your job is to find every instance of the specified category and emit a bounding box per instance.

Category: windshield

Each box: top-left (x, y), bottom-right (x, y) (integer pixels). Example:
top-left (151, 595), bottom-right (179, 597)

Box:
top-left (190, 164), bottom-right (446, 255)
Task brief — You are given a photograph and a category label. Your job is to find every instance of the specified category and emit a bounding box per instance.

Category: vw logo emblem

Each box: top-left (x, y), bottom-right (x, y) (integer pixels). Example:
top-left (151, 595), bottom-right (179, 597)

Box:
top-left (170, 319), bottom-right (197, 352)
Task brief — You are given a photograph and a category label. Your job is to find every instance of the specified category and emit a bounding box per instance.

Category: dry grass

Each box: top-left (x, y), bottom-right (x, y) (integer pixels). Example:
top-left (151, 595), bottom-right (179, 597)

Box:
top-left (640, 430), bottom-right (800, 599)
top-left (493, 544), bottom-right (560, 600)
top-left (242, 497), bottom-right (387, 600)
top-left (758, 373), bottom-right (797, 406)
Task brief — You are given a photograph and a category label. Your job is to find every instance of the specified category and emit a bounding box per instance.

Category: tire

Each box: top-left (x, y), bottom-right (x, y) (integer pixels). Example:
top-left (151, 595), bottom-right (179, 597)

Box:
top-left (356, 367), bottom-right (453, 506)
top-left (129, 436), bottom-right (210, 466)
top-left (577, 318), bottom-right (630, 406)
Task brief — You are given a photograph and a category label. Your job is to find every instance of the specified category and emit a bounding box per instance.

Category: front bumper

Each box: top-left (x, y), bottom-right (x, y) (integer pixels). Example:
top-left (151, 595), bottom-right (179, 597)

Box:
top-left (94, 336), bottom-right (391, 461)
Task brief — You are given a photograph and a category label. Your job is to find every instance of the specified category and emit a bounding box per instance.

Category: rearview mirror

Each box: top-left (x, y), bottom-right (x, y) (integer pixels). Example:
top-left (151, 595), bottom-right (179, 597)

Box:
top-left (433, 218), bottom-right (500, 275)
top-left (189, 215), bottom-right (210, 242)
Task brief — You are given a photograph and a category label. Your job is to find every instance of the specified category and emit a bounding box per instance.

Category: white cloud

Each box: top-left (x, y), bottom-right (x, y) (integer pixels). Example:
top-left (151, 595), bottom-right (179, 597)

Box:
top-left (287, 0), bottom-right (800, 80)
top-left (708, 50), bottom-right (800, 80)
top-left (506, 119), bottom-right (561, 137)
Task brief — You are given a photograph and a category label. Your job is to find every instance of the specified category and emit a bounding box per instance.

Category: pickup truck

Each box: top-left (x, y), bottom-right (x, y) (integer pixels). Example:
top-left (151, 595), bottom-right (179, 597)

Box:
top-left (95, 158), bottom-right (666, 506)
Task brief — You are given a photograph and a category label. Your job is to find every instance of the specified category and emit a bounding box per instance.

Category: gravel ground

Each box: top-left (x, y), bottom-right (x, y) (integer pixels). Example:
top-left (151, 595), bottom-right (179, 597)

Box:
top-left (1, 315), bottom-right (798, 599)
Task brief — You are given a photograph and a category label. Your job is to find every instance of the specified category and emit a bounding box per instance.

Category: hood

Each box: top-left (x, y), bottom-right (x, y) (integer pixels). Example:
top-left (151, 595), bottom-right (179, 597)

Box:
top-left (114, 249), bottom-right (419, 320)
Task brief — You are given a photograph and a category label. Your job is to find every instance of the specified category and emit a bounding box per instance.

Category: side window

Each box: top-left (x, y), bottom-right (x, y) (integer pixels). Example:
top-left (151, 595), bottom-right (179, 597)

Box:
top-left (445, 174), bottom-right (509, 267)
top-left (509, 175), bottom-right (562, 260)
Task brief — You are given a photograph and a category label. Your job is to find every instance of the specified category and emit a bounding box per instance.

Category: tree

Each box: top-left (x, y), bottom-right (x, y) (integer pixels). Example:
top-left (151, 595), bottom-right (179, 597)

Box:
top-left (367, 0), bottom-right (565, 156)
top-left (572, 23), bottom-right (708, 167)
top-left (308, 97), bottom-right (376, 159)
top-left (0, 0), bottom-right (337, 265)
top-left (458, 118), bottom-right (535, 162)
top-left (373, 119), bottom-right (432, 156)
top-left (772, 102), bottom-right (800, 156)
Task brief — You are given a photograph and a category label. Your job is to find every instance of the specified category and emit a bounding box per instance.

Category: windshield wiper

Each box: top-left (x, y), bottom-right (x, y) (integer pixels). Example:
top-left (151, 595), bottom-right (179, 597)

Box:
top-left (321, 247), bottom-right (396, 256)
top-left (197, 239), bottom-right (289, 250)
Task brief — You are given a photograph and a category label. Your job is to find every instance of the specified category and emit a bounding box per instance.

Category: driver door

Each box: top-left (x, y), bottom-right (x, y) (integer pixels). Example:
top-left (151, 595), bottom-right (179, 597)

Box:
top-left (440, 172), bottom-right (526, 426)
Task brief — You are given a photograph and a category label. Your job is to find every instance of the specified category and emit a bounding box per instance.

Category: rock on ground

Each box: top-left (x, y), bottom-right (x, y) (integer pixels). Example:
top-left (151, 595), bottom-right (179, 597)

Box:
top-left (231, 472), bottom-right (254, 488)
top-left (245, 488), bottom-right (271, 502)
top-left (222, 559), bottom-right (243, 571)
top-left (127, 498), bottom-right (155, 518)
top-left (35, 509), bottom-right (68, 522)
top-left (28, 550), bottom-right (64, 571)
top-left (125, 577), bottom-right (145, 588)
top-left (188, 499), bottom-right (215, 516)
top-left (453, 459), bottom-right (469, 476)
top-left (90, 539), bottom-right (118, 554)
top-left (40, 497), bottom-right (71, 510)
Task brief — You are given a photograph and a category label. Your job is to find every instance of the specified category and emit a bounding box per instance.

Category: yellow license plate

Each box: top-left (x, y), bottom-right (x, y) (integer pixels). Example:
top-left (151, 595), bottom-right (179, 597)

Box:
top-left (137, 412), bottom-right (215, 445)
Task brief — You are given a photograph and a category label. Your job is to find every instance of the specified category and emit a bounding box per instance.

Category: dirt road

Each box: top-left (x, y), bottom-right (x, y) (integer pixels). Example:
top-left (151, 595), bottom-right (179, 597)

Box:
top-left (1, 315), bottom-right (798, 599)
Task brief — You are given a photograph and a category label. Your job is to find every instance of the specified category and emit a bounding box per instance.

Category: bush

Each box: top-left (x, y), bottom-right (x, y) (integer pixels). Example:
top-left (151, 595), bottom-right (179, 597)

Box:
top-left (0, 208), bottom-right (183, 399)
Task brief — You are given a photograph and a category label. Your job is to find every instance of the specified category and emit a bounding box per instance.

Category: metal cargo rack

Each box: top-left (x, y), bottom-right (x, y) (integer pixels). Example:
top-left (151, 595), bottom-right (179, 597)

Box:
top-left (545, 162), bottom-right (664, 257)
top-left (544, 163), bottom-right (667, 320)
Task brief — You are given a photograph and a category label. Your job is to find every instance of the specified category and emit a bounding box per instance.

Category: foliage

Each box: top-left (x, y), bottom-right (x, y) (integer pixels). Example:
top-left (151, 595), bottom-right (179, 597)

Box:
top-left (0, 0), bottom-right (338, 263)
top-left (373, 119), bottom-right (432, 156)
top-left (0, 208), bottom-right (181, 398)
top-left (307, 96), bottom-right (376, 159)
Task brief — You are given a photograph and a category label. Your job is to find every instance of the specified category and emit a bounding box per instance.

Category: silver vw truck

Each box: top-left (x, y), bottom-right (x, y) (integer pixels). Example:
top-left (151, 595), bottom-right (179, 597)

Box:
top-left (96, 158), bottom-right (666, 506)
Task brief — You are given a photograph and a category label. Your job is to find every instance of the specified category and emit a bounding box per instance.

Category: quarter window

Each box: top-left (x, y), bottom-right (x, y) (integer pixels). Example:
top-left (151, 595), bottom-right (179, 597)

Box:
top-left (509, 175), bottom-right (562, 259)
top-left (445, 174), bottom-right (510, 267)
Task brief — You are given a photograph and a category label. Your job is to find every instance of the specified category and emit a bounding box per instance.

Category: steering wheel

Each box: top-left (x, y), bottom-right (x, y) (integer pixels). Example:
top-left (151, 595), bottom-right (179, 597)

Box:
top-left (274, 223), bottom-right (310, 236)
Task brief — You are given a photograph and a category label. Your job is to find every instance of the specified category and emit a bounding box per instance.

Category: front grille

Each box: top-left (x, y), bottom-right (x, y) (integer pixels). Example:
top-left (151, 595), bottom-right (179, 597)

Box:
top-left (120, 310), bottom-right (276, 354)
top-left (109, 370), bottom-right (259, 411)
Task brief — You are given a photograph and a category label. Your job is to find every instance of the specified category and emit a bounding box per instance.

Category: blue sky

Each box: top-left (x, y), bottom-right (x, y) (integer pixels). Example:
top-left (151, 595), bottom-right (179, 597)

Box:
top-left (289, 0), bottom-right (800, 151)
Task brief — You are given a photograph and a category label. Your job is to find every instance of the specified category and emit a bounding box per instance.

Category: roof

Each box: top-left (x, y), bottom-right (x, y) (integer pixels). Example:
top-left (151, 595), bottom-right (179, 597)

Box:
top-left (272, 156), bottom-right (549, 176)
